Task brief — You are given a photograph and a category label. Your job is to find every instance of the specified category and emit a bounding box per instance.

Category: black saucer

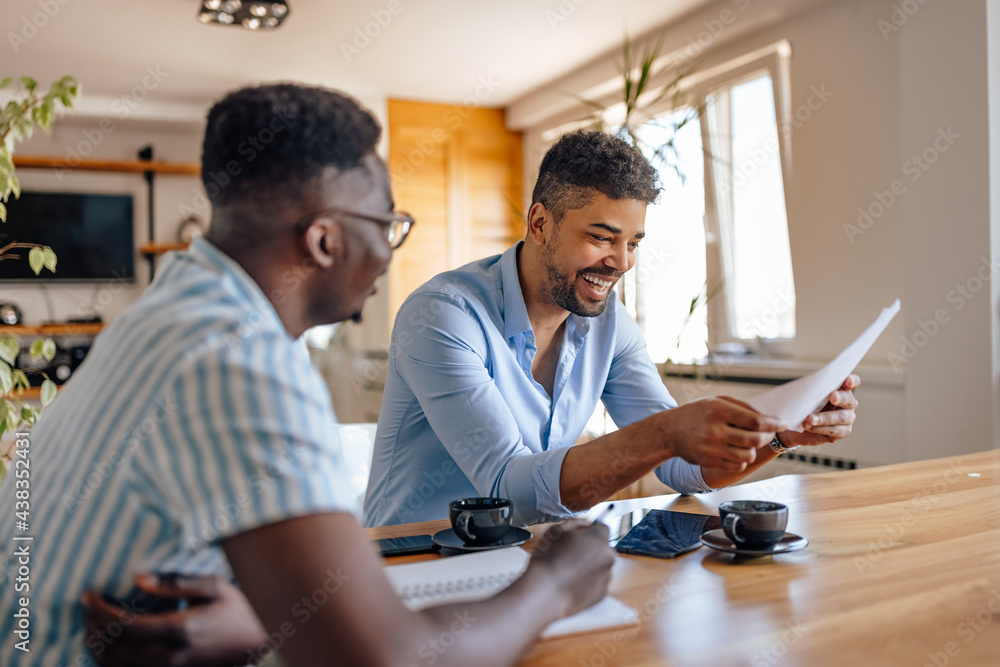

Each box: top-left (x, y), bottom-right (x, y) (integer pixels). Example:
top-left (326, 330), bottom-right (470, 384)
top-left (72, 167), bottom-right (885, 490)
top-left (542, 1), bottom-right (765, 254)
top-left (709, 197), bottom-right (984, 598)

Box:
top-left (700, 528), bottom-right (808, 557)
top-left (432, 527), bottom-right (532, 552)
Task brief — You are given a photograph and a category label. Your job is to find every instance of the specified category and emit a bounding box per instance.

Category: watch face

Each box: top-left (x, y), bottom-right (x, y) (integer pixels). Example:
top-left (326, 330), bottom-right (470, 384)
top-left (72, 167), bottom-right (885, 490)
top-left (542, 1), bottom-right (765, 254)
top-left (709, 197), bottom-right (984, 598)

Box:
top-left (0, 303), bottom-right (22, 325)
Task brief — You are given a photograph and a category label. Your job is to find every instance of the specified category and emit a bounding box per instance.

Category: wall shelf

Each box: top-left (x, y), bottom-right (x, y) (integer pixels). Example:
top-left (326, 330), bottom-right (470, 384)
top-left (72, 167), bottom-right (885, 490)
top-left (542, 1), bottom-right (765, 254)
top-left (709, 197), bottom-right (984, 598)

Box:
top-left (12, 155), bottom-right (199, 175)
top-left (1, 323), bottom-right (105, 336)
top-left (140, 242), bottom-right (188, 256)
top-left (10, 387), bottom-right (43, 401)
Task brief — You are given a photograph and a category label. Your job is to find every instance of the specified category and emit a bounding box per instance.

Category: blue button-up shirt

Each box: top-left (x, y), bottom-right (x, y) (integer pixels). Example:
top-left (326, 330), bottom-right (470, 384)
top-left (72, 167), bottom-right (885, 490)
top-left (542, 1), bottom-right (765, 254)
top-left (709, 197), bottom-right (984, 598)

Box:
top-left (363, 243), bottom-right (712, 526)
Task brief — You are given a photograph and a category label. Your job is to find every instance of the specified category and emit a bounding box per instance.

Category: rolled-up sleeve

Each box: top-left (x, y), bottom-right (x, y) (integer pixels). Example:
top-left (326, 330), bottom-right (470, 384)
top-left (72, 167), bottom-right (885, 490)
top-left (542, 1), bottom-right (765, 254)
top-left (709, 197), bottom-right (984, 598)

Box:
top-left (600, 300), bottom-right (715, 495)
top-left (392, 292), bottom-right (577, 523)
top-left (492, 445), bottom-right (577, 522)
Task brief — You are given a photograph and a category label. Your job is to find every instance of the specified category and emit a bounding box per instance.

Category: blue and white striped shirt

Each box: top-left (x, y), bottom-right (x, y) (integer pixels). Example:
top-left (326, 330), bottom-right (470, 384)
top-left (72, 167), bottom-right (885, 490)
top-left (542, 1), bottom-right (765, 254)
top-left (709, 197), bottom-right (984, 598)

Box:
top-left (0, 237), bottom-right (355, 666)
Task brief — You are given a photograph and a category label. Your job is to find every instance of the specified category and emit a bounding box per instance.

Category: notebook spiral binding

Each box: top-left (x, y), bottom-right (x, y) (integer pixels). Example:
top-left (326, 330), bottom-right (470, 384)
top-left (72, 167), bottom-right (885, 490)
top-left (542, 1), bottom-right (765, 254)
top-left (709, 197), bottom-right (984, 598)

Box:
top-left (398, 572), bottom-right (519, 601)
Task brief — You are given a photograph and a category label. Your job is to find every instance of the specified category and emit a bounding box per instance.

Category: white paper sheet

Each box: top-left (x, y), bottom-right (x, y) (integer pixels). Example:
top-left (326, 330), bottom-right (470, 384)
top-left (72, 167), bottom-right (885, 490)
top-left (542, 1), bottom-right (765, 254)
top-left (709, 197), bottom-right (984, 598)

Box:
top-left (746, 299), bottom-right (901, 427)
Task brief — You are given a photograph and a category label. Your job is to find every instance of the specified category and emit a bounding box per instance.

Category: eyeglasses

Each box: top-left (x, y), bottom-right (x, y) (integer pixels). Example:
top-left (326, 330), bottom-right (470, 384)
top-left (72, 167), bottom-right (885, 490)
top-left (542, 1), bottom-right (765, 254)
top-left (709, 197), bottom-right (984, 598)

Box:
top-left (293, 207), bottom-right (416, 250)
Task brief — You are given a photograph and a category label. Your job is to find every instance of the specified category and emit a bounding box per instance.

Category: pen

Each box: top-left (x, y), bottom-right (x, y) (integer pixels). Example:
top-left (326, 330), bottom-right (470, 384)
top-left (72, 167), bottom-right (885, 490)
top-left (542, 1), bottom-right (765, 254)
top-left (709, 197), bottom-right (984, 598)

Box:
top-left (592, 503), bottom-right (615, 525)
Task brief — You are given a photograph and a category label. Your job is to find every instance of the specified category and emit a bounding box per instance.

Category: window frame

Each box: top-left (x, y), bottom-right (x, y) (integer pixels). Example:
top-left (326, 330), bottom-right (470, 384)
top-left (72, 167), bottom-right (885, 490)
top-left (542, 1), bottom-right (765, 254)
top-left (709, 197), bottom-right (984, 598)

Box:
top-left (692, 42), bottom-right (794, 355)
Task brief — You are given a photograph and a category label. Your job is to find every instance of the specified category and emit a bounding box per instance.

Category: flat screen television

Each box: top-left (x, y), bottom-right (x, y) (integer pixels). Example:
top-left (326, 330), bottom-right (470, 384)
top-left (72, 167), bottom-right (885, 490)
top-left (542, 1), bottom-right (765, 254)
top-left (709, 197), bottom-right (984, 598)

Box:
top-left (0, 190), bottom-right (135, 282)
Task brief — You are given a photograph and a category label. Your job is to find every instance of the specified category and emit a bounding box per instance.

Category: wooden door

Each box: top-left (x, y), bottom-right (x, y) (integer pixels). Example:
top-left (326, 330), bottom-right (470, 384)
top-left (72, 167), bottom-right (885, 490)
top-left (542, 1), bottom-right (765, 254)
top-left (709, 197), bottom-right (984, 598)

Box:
top-left (387, 100), bottom-right (523, 332)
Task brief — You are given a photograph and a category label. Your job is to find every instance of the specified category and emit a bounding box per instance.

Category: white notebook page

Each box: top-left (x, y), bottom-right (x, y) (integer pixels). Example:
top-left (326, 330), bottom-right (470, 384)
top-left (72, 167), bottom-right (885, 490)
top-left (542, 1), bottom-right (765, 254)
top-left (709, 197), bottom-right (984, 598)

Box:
top-left (383, 547), bottom-right (638, 638)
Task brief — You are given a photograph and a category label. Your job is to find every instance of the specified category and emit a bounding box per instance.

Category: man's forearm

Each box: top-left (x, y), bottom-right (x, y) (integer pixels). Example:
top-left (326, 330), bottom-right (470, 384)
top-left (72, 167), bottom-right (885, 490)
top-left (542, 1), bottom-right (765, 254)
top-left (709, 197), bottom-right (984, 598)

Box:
top-left (558, 410), bottom-right (790, 508)
top-left (558, 415), bottom-right (672, 512)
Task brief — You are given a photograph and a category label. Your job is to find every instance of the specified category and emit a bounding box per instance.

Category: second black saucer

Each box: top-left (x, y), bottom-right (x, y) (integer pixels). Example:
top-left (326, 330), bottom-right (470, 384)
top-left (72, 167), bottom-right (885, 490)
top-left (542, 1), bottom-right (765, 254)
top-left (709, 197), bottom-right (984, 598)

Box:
top-left (432, 526), bottom-right (532, 552)
top-left (700, 528), bottom-right (808, 557)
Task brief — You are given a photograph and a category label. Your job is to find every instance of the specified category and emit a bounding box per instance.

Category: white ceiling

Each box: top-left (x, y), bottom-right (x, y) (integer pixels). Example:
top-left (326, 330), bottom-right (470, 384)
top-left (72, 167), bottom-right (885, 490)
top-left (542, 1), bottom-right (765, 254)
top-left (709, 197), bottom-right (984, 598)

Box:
top-left (5, 0), bottom-right (715, 110)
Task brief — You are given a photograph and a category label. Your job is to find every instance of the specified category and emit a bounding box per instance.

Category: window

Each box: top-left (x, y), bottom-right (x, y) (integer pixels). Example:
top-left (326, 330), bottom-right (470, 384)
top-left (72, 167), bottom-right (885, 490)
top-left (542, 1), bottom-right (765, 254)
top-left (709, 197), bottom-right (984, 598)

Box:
top-left (623, 54), bottom-right (796, 362)
top-left (704, 73), bottom-right (795, 346)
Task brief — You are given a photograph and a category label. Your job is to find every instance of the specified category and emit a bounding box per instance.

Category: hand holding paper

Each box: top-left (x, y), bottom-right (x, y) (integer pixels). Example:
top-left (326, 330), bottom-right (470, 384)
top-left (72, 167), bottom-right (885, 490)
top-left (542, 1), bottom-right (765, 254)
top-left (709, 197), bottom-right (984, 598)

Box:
top-left (747, 299), bottom-right (901, 438)
top-left (780, 372), bottom-right (861, 446)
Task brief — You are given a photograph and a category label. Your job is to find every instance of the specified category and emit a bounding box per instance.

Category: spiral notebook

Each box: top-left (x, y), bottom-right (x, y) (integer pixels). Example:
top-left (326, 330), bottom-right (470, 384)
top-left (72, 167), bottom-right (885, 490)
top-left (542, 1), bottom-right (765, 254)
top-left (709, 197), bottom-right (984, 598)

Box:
top-left (382, 547), bottom-right (638, 638)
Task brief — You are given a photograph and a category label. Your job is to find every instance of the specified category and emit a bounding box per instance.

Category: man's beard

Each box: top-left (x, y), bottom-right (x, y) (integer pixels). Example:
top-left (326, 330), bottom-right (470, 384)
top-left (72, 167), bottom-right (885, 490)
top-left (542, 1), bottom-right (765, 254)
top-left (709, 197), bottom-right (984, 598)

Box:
top-left (543, 242), bottom-right (613, 318)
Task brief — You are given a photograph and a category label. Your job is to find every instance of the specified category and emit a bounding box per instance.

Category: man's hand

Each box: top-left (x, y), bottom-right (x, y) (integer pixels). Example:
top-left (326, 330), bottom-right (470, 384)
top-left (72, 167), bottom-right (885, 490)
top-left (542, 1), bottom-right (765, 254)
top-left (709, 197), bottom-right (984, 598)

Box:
top-left (82, 573), bottom-right (266, 667)
top-left (661, 396), bottom-right (788, 472)
top-left (781, 374), bottom-right (860, 447)
top-left (528, 519), bottom-right (615, 617)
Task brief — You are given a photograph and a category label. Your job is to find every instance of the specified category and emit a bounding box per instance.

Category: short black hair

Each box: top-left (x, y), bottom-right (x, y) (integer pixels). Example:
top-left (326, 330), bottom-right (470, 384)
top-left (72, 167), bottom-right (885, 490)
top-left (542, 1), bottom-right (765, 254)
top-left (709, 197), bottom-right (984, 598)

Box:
top-left (531, 130), bottom-right (660, 221)
top-left (201, 83), bottom-right (381, 207)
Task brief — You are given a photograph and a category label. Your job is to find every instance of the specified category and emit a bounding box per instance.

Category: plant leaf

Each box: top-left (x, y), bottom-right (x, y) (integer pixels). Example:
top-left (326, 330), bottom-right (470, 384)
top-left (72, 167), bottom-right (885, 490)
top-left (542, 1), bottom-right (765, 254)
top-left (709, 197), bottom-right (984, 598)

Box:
top-left (41, 338), bottom-right (56, 361)
top-left (39, 102), bottom-right (54, 131)
top-left (0, 337), bottom-right (18, 365)
top-left (0, 361), bottom-right (11, 394)
top-left (40, 379), bottom-right (57, 406)
top-left (28, 247), bottom-right (44, 275)
top-left (0, 149), bottom-right (13, 174)
top-left (0, 201), bottom-right (5, 223)
top-left (20, 77), bottom-right (36, 92)
top-left (42, 247), bottom-right (57, 272)
top-left (0, 78), bottom-right (11, 89)
top-left (12, 369), bottom-right (28, 390)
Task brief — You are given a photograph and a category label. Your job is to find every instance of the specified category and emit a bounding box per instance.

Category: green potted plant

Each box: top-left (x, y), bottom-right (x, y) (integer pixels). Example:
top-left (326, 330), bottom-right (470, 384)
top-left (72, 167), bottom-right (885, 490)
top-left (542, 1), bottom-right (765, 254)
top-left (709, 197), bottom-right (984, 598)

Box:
top-left (0, 75), bottom-right (79, 479)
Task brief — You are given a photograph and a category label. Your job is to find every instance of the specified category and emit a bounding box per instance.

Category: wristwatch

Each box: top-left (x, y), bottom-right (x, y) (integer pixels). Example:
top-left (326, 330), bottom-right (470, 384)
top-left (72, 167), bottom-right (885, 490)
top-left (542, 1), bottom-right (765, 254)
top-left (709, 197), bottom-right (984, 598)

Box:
top-left (769, 434), bottom-right (800, 454)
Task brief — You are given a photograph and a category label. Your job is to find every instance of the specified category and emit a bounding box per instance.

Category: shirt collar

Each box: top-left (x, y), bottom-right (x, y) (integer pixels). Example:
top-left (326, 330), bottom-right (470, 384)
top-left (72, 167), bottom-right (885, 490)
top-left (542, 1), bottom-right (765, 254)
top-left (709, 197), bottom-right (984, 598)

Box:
top-left (499, 242), bottom-right (533, 339)
top-left (496, 241), bottom-right (596, 341)
top-left (185, 236), bottom-right (286, 334)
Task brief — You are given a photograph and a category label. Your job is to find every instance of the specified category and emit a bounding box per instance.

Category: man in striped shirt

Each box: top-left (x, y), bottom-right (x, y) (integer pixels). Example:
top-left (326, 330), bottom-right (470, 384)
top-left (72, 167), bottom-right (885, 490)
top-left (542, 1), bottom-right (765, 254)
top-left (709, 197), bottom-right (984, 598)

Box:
top-left (0, 84), bottom-right (614, 666)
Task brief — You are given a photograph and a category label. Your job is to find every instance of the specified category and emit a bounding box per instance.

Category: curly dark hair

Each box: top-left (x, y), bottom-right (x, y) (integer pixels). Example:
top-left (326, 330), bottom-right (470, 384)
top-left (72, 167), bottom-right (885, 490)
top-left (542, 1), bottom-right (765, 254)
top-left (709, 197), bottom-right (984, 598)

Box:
top-left (531, 130), bottom-right (660, 221)
top-left (201, 83), bottom-right (381, 207)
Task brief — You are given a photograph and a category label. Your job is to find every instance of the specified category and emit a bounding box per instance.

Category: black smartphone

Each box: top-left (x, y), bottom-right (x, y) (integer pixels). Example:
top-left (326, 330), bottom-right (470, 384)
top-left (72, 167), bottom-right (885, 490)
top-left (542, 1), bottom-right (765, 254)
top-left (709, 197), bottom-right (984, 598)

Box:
top-left (613, 509), bottom-right (722, 559)
top-left (376, 534), bottom-right (439, 557)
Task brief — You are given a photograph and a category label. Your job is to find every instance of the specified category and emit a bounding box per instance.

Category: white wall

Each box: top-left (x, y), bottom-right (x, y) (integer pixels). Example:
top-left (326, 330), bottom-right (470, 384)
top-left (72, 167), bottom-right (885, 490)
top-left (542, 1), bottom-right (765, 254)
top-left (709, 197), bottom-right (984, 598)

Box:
top-left (510, 0), bottom-right (1000, 462)
top-left (899, 1), bottom-right (998, 460)
top-left (990, 3), bottom-right (1000, 454)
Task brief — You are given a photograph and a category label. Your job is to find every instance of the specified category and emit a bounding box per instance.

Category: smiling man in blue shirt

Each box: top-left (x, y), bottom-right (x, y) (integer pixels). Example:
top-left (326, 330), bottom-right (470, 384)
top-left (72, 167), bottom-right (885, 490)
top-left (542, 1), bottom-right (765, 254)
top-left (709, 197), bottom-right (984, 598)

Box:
top-left (364, 130), bottom-right (860, 527)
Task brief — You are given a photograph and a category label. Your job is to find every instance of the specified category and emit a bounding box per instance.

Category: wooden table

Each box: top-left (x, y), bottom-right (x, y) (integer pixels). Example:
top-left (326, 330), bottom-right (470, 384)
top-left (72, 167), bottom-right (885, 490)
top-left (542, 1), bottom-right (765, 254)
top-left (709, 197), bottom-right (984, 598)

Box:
top-left (367, 450), bottom-right (1000, 666)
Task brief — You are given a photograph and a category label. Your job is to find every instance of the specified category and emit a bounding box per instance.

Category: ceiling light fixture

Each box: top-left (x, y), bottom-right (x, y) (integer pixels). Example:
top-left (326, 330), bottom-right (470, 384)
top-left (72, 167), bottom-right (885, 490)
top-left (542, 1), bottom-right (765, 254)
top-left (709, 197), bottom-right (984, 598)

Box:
top-left (197, 0), bottom-right (289, 30)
